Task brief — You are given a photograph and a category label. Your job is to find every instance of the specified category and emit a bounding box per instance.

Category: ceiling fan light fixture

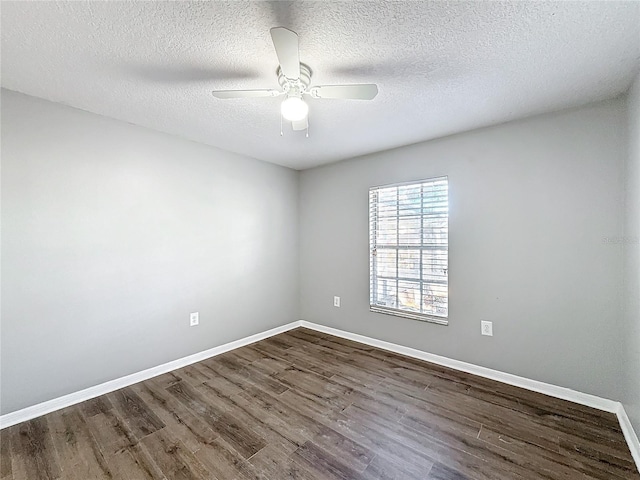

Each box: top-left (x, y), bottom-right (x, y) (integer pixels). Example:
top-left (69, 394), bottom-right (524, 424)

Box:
top-left (281, 96), bottom-right (308, 122)
top-left (210, 27), bottom-right (378, 133)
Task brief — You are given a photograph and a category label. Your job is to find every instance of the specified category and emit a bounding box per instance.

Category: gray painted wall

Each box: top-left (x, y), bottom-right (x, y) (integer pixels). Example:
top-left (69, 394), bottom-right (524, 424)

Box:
top-left (623, 72), bottom-right (640, 434)
top-left (0, 90), bottom-right (299, 414)
top-left (299, 99), bottom-right (627, 400)
top-left (1, 88), bottom-right (633, 419)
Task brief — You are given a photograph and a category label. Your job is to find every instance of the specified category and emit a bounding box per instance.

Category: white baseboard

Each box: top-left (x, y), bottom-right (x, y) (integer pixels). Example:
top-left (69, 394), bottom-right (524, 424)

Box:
top-left (298, 320), bottom-right (640, 472)
top-left (0, 321), bottom-right (301, 430)
top-left (617, 403), bottom-right (640, 470)
top-left (299, 321), bottom-right (619, 412)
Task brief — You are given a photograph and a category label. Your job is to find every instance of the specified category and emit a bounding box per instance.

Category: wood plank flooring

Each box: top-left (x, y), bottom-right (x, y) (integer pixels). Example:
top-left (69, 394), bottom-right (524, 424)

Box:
top-left (1, 327), bottom-right (638, 480)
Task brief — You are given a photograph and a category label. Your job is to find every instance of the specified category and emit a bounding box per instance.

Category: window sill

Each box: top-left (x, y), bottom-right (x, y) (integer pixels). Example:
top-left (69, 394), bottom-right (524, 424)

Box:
top-left (370, 306), bottom-right (448, 325)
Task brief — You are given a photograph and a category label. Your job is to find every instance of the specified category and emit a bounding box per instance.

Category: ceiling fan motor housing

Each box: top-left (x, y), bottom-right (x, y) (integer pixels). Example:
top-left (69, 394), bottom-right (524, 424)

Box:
top-left (278, 63), bottom-right (311, 97)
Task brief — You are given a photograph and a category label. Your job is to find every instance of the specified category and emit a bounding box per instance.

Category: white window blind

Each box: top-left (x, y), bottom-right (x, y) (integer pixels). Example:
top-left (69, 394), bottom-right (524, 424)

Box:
top-left (369, 177), bottom-right (449, 324)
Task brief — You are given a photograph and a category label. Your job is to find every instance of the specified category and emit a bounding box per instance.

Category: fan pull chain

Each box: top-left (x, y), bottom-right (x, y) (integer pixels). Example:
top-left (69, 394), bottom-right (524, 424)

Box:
top-left (280, 115), bottom-right (283, 136)
top-left (306, 114), bottom-right (309, 138)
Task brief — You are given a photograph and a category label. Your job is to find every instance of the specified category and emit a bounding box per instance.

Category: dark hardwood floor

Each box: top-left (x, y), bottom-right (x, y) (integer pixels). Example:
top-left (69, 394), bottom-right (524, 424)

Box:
top-left (1, 327), bottom-right (638, 480)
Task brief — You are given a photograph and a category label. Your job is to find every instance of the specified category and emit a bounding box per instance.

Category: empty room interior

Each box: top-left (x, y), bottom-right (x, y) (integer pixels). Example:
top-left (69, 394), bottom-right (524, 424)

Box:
top-left (2, 1), bottom-right (640, 479)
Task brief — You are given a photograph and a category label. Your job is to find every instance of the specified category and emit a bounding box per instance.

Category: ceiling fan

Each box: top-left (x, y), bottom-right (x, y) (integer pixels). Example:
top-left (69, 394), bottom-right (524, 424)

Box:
top-left (211, 27), bottom-right (379, 133)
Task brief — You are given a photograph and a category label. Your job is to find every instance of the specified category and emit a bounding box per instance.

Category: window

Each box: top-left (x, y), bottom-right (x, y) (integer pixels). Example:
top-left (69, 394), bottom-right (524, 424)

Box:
top-left (369, 177), bottom-right (449, 324)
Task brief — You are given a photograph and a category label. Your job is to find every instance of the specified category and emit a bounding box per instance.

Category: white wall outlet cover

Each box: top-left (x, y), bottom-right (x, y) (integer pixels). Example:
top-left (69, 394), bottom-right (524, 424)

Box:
top-left (481, 321), bottom-right (493, 336)
top-left (333, 296), bottom-right (341, 307)
top-left (190, 312), bottom-right (199, 326)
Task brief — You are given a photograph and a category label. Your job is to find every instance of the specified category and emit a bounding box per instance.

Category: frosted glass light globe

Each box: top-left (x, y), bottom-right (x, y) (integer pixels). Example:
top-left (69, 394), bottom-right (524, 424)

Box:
top-left (281, 96), bottom-right (309, 122)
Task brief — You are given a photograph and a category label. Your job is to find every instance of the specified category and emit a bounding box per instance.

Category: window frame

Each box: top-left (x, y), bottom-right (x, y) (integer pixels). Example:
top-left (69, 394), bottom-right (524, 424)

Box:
top-left (369, 176), bottom-right (449, 326)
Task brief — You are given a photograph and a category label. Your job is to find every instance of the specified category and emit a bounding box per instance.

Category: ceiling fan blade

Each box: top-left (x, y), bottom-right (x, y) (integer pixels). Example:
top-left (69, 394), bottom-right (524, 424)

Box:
top-left (309, 84), bottom-right (378, 100)
top-left (291, 118), bottom-right (308, 131)
top-left (270, 27), bottom-right (300, 80)
top-left (211, 89), bottom-right (281, 99)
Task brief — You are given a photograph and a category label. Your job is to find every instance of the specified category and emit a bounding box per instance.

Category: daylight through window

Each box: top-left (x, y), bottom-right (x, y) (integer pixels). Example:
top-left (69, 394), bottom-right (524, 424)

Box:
top-left (369, 177), bottom-right (449, 324)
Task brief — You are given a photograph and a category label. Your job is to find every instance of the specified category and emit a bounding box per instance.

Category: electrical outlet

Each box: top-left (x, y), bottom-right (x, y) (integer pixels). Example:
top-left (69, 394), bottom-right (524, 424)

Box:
top-left (481, 321), bottom-right (493, 336)
top-left (190, 312), bottom-right (199, 327)
top-left (333, 296), bottom-right (341, 307)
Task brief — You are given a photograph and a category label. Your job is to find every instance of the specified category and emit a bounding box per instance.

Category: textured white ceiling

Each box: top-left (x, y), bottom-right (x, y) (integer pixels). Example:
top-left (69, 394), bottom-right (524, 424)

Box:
top-left (2, 1), bottom-right (639, 170)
